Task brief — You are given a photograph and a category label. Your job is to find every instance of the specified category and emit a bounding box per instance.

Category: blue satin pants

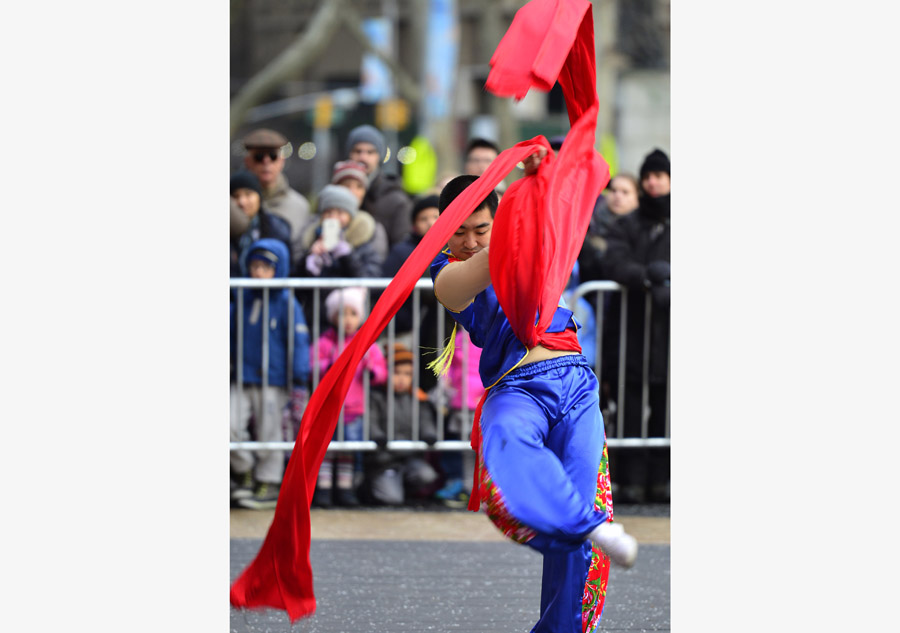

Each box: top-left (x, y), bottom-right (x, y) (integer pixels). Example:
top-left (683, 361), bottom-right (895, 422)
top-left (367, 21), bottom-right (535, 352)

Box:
top-left (480, 354), bottom-right (608, 633)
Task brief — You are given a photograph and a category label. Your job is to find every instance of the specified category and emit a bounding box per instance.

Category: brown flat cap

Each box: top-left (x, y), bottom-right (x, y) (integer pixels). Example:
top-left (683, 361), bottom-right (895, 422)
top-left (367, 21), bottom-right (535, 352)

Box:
top-left (243, 128), bottom-right (288, 149)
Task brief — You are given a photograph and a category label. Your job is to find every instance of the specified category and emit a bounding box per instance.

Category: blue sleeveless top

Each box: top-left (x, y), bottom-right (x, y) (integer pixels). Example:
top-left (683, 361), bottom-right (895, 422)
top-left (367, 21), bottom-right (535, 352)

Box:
top-left (430, 249), bottom-right (580, 388)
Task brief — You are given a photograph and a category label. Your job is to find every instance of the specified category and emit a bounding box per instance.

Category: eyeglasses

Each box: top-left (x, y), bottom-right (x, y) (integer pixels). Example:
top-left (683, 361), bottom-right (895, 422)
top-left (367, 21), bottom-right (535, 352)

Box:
top-left (251, 150), bottom-right (280, 163)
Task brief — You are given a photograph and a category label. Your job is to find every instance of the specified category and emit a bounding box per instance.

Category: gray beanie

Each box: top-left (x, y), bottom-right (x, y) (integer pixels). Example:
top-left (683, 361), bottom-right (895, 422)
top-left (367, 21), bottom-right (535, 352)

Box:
top-left (317, 184), bottom-right (359, 217)
top-left (345, 124), bottom-right (387, 162)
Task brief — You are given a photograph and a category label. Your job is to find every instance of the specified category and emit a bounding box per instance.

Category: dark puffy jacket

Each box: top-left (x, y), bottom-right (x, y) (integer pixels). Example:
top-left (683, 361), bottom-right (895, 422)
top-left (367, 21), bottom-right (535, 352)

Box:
top-left (363, 171), bottom-right (413, 248)
top-left (603, 195), bottom-right (670, 384)
top-left (381, 233), bottom-right (438, 333)
top-left (297, 210), bottom-right (387, 279)
top-left (578, 194), bottom-right (624, 283)
top-left (368, 387), bottom-right (437, 445)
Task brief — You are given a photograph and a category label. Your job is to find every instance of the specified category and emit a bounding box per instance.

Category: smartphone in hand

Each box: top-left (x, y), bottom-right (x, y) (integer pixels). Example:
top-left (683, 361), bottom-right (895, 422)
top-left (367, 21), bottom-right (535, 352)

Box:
top-left (321, 218), bottom-right (341, 251)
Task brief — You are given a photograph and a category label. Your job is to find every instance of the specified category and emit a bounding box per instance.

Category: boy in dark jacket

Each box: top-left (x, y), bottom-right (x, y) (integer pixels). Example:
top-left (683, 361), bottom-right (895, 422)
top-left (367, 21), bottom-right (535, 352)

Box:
top-left (364, 344), bottom-right (439, 505)
top-left (230, 238), bottom-right (311, 509)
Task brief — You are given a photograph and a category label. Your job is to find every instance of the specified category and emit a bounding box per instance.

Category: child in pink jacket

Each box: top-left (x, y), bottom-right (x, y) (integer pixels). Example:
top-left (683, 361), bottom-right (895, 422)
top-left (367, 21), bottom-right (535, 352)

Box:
top-left (312, 286), bottom-right (387, 506)
top-left (434, 328), bottom-right (484, 507)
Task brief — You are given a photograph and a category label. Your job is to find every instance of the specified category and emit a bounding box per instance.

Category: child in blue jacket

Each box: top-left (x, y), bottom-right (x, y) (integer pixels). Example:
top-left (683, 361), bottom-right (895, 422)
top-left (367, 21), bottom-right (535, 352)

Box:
top-left (230, 238), bottom-right (311, 510)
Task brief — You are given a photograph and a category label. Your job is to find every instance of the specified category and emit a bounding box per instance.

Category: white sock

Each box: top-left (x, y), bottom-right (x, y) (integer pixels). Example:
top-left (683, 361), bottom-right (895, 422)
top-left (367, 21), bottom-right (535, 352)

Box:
top-left (588, 520), bottom-right (638, 568)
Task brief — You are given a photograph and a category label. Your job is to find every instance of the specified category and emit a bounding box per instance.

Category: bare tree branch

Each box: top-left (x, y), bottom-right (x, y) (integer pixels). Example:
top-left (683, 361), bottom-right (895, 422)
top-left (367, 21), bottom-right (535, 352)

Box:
top-left (230, 0), bottom-right (347, 138)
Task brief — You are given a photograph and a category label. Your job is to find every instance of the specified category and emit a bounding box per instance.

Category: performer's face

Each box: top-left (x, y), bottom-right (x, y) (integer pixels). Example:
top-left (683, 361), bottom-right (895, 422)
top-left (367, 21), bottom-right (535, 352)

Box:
top-left (448, 207), bottom-right (493, 260)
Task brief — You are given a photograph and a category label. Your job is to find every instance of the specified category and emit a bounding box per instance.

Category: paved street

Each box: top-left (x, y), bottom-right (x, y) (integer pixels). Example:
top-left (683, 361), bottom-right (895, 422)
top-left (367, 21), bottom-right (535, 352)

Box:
top-left (230, 506), bottom-right (670, 632)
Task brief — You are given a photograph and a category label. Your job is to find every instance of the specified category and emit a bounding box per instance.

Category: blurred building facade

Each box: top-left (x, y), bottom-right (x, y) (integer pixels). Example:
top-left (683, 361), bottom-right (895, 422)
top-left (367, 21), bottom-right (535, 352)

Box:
top-left (230, 0), bottom-right (670, 197)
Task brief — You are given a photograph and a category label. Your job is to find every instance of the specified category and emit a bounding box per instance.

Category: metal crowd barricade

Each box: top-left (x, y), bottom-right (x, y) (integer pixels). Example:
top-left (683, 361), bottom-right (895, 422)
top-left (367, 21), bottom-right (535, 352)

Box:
top-left (230, 277), bottom-right (471, 455)
top-left (569, 280), bottom-right (671, 448)
top-left (230, 277), bottom-right (668, 454)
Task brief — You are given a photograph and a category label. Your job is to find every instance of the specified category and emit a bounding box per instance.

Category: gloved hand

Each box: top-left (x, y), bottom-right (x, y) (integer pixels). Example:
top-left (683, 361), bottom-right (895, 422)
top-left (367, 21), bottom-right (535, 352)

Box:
top-left (331, 239), bottom-right (352, 258)
top-left (645, 260), bottom-right (670, 285)
top-left (305, 252), bottom-right (325, 276)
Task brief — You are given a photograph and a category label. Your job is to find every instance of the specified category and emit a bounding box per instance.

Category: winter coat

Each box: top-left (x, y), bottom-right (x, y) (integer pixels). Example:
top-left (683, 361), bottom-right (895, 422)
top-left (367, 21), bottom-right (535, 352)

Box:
top-left (578, 194), bottom-right (636, 283)
top-left (297, 210), bottom-right (389, 332)
top-left (368, 387), bottom-right (437, 445)
top-left (381, 233), bottom-right (438, 333)
top-left (602, 194), bottom-right (670, 384)
top-left (313, 328), bottom-right (387, 420)
top-left (262, 173), bottom-right (313, 269)
top-left (362, 171), bottom-right (413, 248)
top-left (298, 210), bottom-right (388, 279)
top-left (231, 238), bottom-right (311, 387)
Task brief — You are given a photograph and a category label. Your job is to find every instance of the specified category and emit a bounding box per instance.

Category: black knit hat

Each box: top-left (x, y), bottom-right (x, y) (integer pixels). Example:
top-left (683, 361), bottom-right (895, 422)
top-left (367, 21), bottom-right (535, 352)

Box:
top-left (411, 194), bottom-right (440, 223)
top-left (230, 170), bottom-right (262, 197)
top-left (639, 149), bottom-right (670, 180)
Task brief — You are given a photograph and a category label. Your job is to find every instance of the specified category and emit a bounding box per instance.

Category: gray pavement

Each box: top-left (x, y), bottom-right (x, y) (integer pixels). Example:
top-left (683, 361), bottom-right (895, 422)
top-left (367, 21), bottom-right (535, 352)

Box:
top-left (230, 537), bottom-right (669, 632)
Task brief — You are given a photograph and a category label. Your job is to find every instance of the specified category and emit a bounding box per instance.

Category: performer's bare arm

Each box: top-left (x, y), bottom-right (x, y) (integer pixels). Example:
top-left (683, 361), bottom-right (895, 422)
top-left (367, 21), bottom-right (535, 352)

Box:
top-left (434, 247), bottom-right (491, 312)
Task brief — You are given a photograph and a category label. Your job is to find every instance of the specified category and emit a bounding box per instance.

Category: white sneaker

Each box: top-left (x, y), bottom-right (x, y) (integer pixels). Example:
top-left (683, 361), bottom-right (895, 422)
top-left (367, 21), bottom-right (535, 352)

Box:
top-left (588, 521), bottom-right (638, 568)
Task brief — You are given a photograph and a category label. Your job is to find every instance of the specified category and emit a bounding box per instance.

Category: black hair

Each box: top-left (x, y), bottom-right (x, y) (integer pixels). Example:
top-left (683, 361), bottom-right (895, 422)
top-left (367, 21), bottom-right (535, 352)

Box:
top-left (438, 175), bottom-right (499, 217)
top-left (464, 137), bottom-right (500, 156)
top-left (548, 135), bottom-right (566, 151)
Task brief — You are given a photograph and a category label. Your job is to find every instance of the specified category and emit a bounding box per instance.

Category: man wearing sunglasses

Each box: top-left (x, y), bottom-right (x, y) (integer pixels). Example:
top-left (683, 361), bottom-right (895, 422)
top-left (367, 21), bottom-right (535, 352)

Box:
top-left (242, 128), bottom-right (312, 270)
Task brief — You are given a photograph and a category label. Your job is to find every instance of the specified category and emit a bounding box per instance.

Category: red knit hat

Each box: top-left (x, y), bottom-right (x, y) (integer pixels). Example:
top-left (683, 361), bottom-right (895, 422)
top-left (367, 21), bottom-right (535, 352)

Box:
top-left (331, 160), bottom-right (370, 188)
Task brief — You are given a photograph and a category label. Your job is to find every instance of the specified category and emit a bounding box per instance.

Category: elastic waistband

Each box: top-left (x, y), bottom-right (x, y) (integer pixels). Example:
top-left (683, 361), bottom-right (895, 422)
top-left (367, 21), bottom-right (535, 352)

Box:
top-left (504, 353), bottom-right (589, 380)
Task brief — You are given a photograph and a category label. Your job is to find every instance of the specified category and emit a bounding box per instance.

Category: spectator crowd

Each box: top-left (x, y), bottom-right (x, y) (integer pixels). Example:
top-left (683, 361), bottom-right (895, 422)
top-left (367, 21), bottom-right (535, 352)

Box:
top-left (230, 124), bottom-right (671, 510)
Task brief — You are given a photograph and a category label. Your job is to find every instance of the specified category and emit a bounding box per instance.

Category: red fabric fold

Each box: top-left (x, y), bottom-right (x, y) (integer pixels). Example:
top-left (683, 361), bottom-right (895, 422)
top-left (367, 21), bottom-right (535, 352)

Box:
top-left (230, 0), bottom-right (608, 622)
top-left (488, 0), bottom-right (608, 352)
top-left (466, 390), bottom-right (488, 512)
